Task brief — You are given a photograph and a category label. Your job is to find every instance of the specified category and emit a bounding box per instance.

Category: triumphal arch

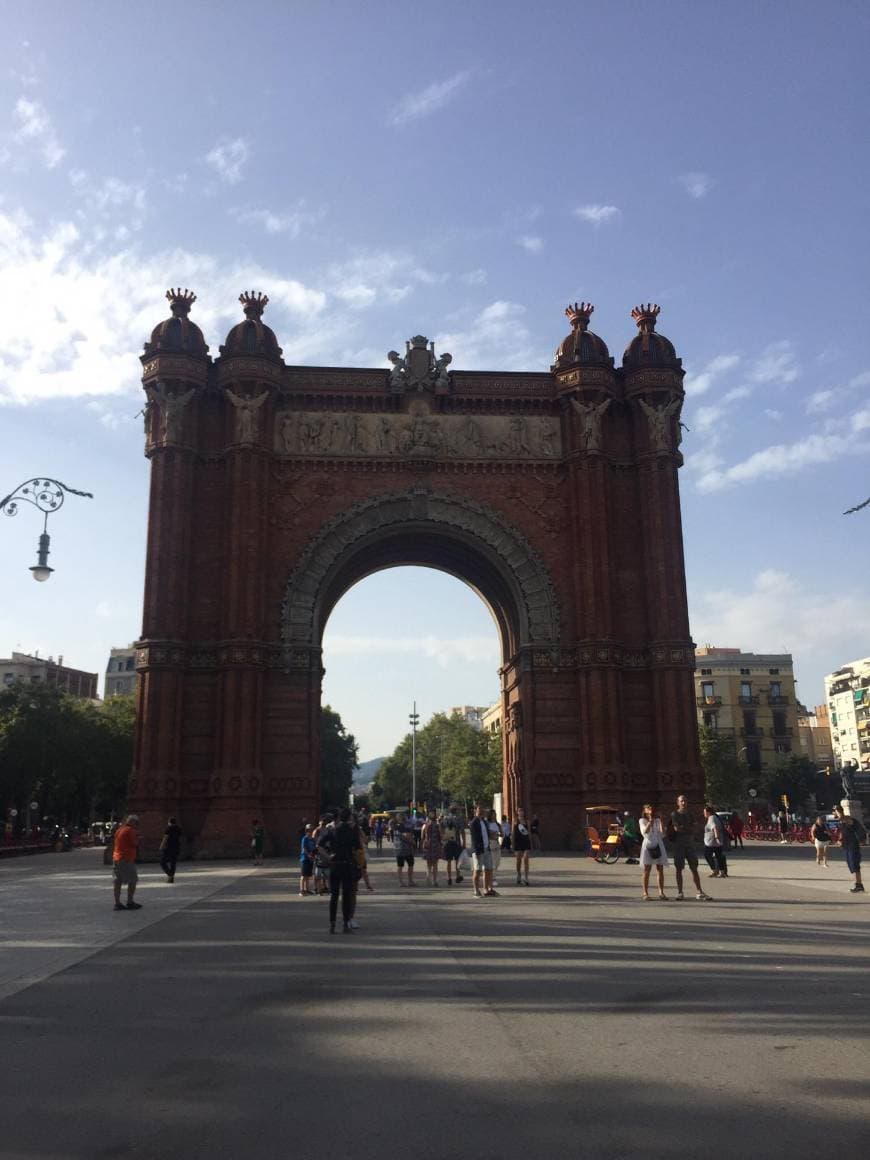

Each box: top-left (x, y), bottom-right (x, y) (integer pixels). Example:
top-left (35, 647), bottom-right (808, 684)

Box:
top-left (129, 290), bottom-right (702, 855)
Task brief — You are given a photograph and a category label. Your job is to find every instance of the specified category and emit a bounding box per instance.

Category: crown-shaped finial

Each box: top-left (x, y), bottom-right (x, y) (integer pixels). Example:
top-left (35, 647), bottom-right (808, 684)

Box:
top-left (631, 303), bottom-right (660, 332)
top-left (240, 291), bottom-right (269, 319)
top-left (565, 302), bottom-right (594, 330)
top-left (166, 288), bottom-right (196, 317)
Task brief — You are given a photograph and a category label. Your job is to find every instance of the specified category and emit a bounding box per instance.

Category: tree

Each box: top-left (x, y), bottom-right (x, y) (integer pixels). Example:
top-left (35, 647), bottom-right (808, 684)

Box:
top-left (320, 705), bottom-right (359, 810)
top-left (370, 710), bottom-right (502, 812)
top-left (757, 753), bottom-right (821, 814)
top-left (699, 727), bottom-right (746, 806)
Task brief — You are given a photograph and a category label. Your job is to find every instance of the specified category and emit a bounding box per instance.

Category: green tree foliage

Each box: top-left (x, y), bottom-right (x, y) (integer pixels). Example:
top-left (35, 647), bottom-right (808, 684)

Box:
top-left (757, 753), bottom-right (821, 812)
top-left (699, 726), bottom-right (747, 806)
top-left (320, 704), bottom-right (359, 810)
top-left (0, 682), bottom-right (135, 827)
top-left (371, 711), bottom-right (502, 812)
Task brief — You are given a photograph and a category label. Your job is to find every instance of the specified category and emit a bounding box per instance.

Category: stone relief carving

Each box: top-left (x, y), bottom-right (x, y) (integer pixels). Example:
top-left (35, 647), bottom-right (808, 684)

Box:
top-left (387, 335), bottom-right (453, 393)
top-left (639, 397), bottom-right (682, 452)
top-left (152, 383), bottom-right (195, 443)
top-left (275, 408), bottom-right (561, 460)
top-left (226, 389), bottom-right (268, 444)
top-left (569, 397), bottom-right (611, 451)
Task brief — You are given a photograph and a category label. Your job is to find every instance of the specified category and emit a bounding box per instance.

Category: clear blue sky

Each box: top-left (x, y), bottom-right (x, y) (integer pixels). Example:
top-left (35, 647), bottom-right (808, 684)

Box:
top-left (1, 1), bottom-right (868, 758)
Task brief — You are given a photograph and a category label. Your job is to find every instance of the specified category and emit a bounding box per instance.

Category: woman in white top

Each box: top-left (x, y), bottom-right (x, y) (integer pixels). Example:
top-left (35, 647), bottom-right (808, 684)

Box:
top-left (639, 802), bottom-right (670, 901)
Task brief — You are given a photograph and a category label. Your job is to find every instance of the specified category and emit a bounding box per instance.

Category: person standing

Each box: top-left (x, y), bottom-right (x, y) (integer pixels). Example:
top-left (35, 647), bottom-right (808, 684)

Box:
top-left (670, 794), bottom-right (712, 901)
top-left (512, 807), bottom-right (532, 886)
top-left (299, 824), bottom-right (317, 895)
top-left (622, 812), bottom-right (640, 864)
top-left (112, 814), bottom-right (141, 911)
top-left (251, 819), bottom-right (265, 866)
top-left (441, 806), bottom-right (465, 885)
top-left (420, 811), bottom-right (443, 886)
top-left (374, 817), bottom-right (385, 854)
top-left (159, 816), bottom-right (183, 883)
top-left (703, 806), bottom-right (728, 878)
top-left (500, 815), bottom-right (512, 855)
top-left (530, 814), bottom-right (541, 851)
top-left (639, 804), bottom-right (670, 901)
top-left (833, 805), bottom-right (866, 894)
top-left (469, 803), bottom-right (496, 897)
top-left (810, 814), bottom-right (832, 868)
top-left (778, 810), bottom-right (790, 844)
top-left (317, 807), bottom-right (361, 933)
top-left (487, 809), bottom-right (503, 886)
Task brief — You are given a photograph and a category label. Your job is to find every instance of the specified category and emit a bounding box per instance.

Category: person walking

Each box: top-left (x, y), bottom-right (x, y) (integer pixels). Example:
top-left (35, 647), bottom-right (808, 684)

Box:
top-left (729, 812), bottom-right (745, 850)
top-left (810, 814), bottom-right (832, 868)
top-left (374, 817), bottom-right (385, 854)
top-left (469, 802), bottom-right (496, 897)
top-left (159, 816), bottom-right (183, 883)
top-left (833, 805), bottom-right (866, 893)
top-left (420, 811), bottom-right (443, 886)
top-left (512, 806), bottom-right (532, 886)
top-left (669, 794), bottom-right (712, 901)
top-left (622, 812), bottom-right (640, 864)
top-left (778, 809), bottom-right (790, 845)
top-left (487, 809), bottom-right (503, 886)
top-left (251, 819), bottom-right (265, 866)
top-left (317, 807), bottom-right (361, 933)
top-left (112, 814), bottom-right (142, 911)
top-left (393, 817), bottom-right (416, 887)
top-left (299, 823), bottom-right (317, 895)
top-left (703, 805), bottom-right (728, 878)
top-left (441, 806), bottom-right (465, 885)
top-left (639, 804), bottom-right (670, 900)
top-left (500, 815), bottom-right (512, 855)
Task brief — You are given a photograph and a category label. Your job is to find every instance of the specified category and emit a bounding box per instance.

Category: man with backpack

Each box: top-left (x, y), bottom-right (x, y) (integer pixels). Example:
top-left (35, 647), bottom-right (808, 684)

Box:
top-left (833, 805), bottom-right (866, 894)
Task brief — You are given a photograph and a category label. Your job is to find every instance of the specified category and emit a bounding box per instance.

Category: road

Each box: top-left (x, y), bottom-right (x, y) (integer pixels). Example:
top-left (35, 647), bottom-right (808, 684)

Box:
top-left (0, 843), bottom-right (867, 1159)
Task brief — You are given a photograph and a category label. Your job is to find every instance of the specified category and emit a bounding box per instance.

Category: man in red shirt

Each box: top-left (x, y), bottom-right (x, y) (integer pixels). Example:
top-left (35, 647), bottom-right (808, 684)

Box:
top-left (112, 814), bottom-right (141, 911)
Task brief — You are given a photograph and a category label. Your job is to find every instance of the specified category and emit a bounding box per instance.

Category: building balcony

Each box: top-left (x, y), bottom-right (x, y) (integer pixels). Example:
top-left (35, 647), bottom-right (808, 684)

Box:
top-left (767, 695), bottom-right (790, 706)
top-left (738, 695), bottom-right (759, 706)
top-left (697, 696), bottom-right (722, 707)
top-left (709, 726), bottom-right (736, 737)
top-left (770, 726), bottom-right (794, 738)
top-left (740, 727), bottom-right (764, 737)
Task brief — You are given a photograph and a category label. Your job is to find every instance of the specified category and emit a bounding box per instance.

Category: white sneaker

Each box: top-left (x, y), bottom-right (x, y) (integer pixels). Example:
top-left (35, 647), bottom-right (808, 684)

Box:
top-left (675, 891), bottom-right (684, 900)
top-left (696, 892), bottom-right (712, 901)
top-left (348, 920), bottom-right (358, 930)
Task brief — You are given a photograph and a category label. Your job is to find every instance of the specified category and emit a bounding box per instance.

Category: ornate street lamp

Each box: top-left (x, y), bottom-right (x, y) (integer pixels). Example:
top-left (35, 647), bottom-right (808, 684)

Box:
top-left (0, 478), bottom-right (93, 581)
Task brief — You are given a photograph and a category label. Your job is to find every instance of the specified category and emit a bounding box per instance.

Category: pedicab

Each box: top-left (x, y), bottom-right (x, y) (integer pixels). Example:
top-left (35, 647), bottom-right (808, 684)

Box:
top-left (584, 805), bottom-right (624, 863)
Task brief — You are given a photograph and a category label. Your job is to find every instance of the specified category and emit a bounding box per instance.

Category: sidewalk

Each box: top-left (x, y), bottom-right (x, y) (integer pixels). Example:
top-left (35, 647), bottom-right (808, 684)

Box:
top-left (0, 844), bottom-right (867, 1160)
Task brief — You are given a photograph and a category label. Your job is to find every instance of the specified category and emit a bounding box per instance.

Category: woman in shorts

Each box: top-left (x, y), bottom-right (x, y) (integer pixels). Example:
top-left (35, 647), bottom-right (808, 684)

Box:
top-left (811, 814), bottom-right (832, 867)
top-left (299, 824), bottom-right (316, 895)
top-left (512, 806), bottom-right (532, 886)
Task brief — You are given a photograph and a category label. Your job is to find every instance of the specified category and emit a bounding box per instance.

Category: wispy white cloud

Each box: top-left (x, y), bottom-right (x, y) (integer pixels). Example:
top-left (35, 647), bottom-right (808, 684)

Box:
top-left (204, 137), bottom-right (249, 184)
top-left (69, 172), bottom-right (147, 228)
top-left (573, 204), bottom-right (620, 226)
top-left (517, 235), bottom-right (543, 253)
top-left (389, 71), bottom-right (472, 127)
top-left (684, 353), bottom-right (741, 397)
top-left (805, 370), bottom-right (870, 414)
top-left (324, 633), bottom-right (498, 668)
top-left (764, 408), bottom-right (783, 421)
top-left (750, 340), bottom-right (799, 384)
top-left (0, 207), bottom-right (328, 405)
top-left (696, 429), bottom-right (870, 493)
top-left (460, 268), bottom-right (487, 286)
top-left (435, 300), bottom-right (546, 372)
top-left (328, 251), bottom-right (442, 310)
top-left (678, 171), bottom-right (715, 199)
top-left (12, 97), bottom-right (64, 168)
top-left (690, 570), bottom-right (870, 690)
top-left (229, 203), bottom-right (324, 237)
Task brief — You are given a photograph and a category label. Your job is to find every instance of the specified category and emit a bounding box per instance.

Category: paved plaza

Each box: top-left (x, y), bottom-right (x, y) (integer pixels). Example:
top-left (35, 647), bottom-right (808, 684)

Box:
top-left (0, 844), bottom-right (867, 1159)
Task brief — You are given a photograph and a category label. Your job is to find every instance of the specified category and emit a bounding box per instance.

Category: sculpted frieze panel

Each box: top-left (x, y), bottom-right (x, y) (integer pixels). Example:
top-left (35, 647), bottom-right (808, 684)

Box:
top-left (274, 408), bottom-right (561, 460)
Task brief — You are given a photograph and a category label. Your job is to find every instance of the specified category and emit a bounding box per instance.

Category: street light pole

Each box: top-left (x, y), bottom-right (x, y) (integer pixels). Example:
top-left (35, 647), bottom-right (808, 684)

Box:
top-left (409, 701), bottom-right (420, 813)
top-left (1, 478), bottom-right (93, 581)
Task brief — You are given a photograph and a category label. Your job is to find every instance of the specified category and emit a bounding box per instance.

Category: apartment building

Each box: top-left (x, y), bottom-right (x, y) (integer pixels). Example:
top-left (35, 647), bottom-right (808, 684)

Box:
top-left (797, 703), bottom-right (834, 769)
top-left (825, 657), bottom-right (870, 774)
top-left (0, 651), bottom-right (98, 699)
top-left (695, 646), bottom-right (800, 774)
top-left (105, 645), bottom-right (139, 698)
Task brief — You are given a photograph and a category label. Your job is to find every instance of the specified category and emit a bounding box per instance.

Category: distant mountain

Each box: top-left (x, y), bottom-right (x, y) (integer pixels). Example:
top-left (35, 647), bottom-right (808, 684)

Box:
top-left (354, 756), bottom-right (385, 785)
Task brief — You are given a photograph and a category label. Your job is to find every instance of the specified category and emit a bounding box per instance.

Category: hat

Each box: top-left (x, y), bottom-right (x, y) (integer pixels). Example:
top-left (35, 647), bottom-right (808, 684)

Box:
top-left (126, 814), bottom-right (140, 824)
top-left (304, 823), bottom-right (313, 831)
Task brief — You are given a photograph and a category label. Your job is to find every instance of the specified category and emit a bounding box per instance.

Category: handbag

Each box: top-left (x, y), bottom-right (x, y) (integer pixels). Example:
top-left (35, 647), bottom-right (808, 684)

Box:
top-left (646, 843), bottom-right (662, 860)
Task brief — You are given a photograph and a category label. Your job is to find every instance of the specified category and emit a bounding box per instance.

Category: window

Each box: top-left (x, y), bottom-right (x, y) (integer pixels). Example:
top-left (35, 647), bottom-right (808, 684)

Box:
top-left (740, 668), bottom-right (751, 675)
top-left (774, 741), bottom-right (791, 754)
top-left (126, 657), bottom-right (135, 671)
top-left (769, 668), bottom-right (780, 675)
top-left (740, 681), bottom-right (752, 699)
top-left (770, 681), bottom-right (782, 698)
top-left (772, 711), bottom-right (787, 735)
top-left (743, 710), bottom-right (758, 735)
top-left (703, 712), bottom-right (718, 730)
top-left (700, 668), bottom-right (712, 676)
top-left (701, 681), bottom-right (715, 700)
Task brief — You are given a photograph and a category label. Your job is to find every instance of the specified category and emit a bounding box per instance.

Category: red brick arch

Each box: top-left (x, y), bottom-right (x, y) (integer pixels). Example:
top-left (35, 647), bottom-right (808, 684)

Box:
top-left (130, 294), bottom-right (702, 856)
